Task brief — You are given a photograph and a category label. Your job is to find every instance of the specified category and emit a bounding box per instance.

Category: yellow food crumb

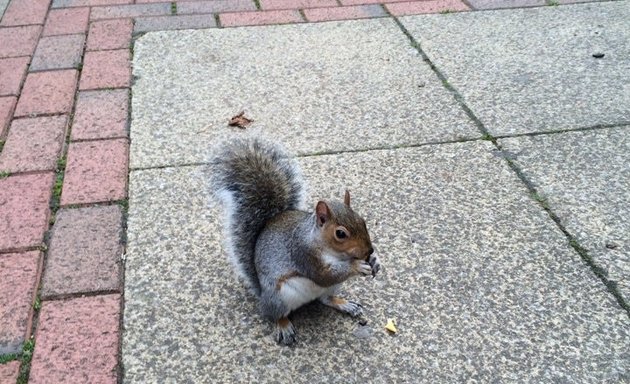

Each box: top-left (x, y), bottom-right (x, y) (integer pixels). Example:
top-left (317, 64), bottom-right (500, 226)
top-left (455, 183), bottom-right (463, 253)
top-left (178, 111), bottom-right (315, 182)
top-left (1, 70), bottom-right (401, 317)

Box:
top-left (385, 318), bottom-right (397, 333)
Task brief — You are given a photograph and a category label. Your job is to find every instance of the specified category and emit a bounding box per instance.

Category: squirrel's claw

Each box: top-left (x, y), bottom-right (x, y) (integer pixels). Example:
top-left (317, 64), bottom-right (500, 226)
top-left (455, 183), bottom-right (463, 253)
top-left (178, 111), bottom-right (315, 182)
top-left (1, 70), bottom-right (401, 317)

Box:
top-left (275, 319), bottom-right (297, 346)
top-left (368, 254), bottom-right (381, 277)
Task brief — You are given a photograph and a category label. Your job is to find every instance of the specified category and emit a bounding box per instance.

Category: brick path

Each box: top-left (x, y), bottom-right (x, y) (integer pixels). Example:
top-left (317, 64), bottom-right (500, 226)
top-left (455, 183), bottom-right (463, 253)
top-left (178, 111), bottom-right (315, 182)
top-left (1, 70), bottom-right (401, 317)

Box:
top-left (0, 0), bottom-right (612, 382)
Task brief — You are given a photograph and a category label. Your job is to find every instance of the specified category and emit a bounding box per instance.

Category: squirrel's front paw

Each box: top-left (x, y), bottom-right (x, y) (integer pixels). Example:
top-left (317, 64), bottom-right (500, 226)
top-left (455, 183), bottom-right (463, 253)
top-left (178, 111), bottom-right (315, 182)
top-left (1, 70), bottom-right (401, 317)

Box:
top-left (275, 318), bottom-right (296, 346)
top-left (354, 260), bottom-right (372, 276)
top-left (368, 254), bottom-right (380, 277)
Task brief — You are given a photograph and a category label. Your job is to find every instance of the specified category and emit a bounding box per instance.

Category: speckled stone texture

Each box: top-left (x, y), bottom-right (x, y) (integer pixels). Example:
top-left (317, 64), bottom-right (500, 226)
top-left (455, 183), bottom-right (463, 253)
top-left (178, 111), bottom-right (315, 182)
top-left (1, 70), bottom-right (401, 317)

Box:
top-left (42, 205), bottom-right (123, 298)
top-left (400, 1), bottom-right (630, 135)
top-left (129, 18), bottom-right (478, 169)
top-left (0, 360), bottom-right (20, 383)
top-left (500, 127), bottom-right (630, 302)
top-left (123, 142), bottom-right (629, 382)
top-left (0, 251), bottom-right (41, 354)
top-left (29, 295), bottom-right (120, 384)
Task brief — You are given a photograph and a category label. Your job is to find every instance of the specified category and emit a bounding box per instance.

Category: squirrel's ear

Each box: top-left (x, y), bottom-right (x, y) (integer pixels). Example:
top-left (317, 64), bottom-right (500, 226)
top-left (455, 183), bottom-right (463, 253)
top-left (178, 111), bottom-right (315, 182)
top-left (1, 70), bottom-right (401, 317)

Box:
top-left (344, 190), bottom-right (351, 207)
top-left (315, 201), bottom-right (330, 227)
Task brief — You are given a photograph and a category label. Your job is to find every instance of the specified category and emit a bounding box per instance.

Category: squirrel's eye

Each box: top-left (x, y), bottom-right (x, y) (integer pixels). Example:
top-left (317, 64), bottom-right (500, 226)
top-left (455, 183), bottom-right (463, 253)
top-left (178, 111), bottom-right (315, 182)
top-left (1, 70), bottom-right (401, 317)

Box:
top-left (335, 229), bottom-right (347, 239)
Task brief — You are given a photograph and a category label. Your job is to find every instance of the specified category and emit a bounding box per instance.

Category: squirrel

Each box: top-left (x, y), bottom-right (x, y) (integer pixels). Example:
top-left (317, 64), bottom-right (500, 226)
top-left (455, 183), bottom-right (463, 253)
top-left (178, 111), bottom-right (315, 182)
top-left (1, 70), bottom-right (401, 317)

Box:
top-left (211, 138), bottom-right (380, 345)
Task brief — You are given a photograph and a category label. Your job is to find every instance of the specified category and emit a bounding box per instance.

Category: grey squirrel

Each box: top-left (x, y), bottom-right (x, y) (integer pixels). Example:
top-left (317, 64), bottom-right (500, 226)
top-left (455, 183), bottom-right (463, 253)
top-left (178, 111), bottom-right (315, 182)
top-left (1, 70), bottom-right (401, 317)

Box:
top-left (211, 138), bottom-right (380, 345)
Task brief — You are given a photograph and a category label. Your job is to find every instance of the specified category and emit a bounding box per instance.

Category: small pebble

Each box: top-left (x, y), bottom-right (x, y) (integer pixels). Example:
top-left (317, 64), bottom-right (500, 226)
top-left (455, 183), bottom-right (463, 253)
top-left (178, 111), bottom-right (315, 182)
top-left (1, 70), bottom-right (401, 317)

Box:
top-left (592, 52), bottom-right (605, 58)
top-left (606, 242), bottom-right (618, 250)
top-left (359, 318), bottom-right (368, 326)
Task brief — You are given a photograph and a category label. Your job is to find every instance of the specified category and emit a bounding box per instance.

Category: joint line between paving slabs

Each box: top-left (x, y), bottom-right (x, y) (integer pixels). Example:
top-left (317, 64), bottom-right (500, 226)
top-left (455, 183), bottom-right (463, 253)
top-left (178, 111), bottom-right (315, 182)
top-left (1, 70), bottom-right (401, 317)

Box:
top-left (390, 16), bottom-right (630, 317)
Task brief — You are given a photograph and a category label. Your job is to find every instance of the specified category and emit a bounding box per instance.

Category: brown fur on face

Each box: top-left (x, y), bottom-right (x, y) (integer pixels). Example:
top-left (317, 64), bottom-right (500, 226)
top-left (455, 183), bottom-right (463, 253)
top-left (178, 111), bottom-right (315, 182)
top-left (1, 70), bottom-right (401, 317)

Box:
top-left (315, 197), bottom-right (373, 260)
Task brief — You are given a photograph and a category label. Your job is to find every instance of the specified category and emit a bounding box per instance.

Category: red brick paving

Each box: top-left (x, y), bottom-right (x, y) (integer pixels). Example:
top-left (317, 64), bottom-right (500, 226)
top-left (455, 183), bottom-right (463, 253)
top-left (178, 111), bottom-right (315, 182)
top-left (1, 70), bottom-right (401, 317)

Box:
top-left (80, 49), bottom-right (131, 90)
top-left (29, 295), bottom-right (120, 384)
top-left (304, 4), bottom-right (386, 22)
top-left (176, 0), bottom-right (257, 14)
top-left (0, 115), bottom-right (67, 173)
top-left (0, 173), bottom-right (54, 250)
top-left (0, 97), bottom-right (17, 137)
top-left (86, 18), bottom-right (133, 51)
top-left (220, 9), bottom-right (303, 27)
top-left (42, 205), bottom-right (123, 298)
top-left (0, 251), bottom-right (41, 354)
top-left (61, 138), bottom-right (128, 205)
top-left (31, 34), bottom-right (85, 71)
top-left (0, 0), bottom-right (601, 381)
top-left (386, 0), bottom-right (469, 15)
top-left (0, 26), bottom-right (41, 58)
top-left (0, 361), bottom-right (20, 382)
top-left (0, 0), bottom-right (50, 27)
top-left (71, 89), bottom-right (128, 140)
top-left (0, 57), bottom-right (29, 96)
top-left (42, 7), bottom-right (91, 36)
top-left (14, 70), bottom-right (78, 117)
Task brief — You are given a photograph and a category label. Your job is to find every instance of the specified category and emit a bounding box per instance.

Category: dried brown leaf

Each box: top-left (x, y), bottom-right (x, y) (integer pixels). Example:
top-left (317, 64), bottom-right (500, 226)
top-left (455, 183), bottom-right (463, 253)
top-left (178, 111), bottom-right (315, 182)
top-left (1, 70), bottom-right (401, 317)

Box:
top-left (228, 111), bottom-right (253, 129)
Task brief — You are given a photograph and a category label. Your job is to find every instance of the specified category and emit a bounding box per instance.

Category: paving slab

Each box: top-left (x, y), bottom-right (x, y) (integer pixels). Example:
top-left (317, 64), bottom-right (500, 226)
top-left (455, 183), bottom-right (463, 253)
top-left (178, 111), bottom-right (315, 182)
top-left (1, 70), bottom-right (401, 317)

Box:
top-left (400, 1), bottom-right (630, 135)
top-left (499, 127), bottom-right (630, 302)
top-left (123, 141), bottom-right (629, 382)
top-left (129, 18), bottom-right (478, 169)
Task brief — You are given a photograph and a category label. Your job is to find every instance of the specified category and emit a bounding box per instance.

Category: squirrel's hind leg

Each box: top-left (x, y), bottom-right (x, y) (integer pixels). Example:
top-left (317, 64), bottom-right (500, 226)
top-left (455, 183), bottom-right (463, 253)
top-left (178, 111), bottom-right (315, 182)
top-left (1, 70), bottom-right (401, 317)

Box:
top-left (319, 295), bottom-right (364, 317)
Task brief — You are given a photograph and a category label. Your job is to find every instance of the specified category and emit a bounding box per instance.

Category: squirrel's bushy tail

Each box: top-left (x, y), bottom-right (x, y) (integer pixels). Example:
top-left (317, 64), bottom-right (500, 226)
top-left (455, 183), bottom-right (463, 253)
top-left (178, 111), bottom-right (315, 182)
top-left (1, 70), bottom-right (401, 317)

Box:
top-left (210, 138), bottom-right (305, 295)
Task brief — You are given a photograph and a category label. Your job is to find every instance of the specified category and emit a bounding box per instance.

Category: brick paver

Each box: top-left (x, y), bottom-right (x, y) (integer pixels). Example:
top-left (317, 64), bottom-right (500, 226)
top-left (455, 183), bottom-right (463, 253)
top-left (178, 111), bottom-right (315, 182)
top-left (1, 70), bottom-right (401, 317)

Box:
top-left (14, 70), bottom-right (78, 117)
top-left (0, 251), bottom-right (41, 354)
top-left (220, 9), bottom-right (303, 27)
top-left (31, 34), bottom-right (85, 71)
top-left (0, 96), bottom-right (16, 137)
top-left (0, 0), bottom-right (50, 26)
top-left (86, 18), bottom-right (133, 51)
top-left (134, 14), bottom-right (217, 33)
top-left (0, 361), bottom-right (20, 382)
top-left (0, 173), bottom-right (54, 251)
top-left (52, 0), bottom-right (131, 7)
top-left (0, 115), bottom-right (67, 173)
top-left (0, 26), bottom-right (41, 58)
top-left (42, 205), bottom-right (123, 297)
top-left (90, 3), bottom-right (171, 20)
top-left (176, 0), bottom-right (256, 14)
top-left (29, 295), bottom-right (120, 384)
top-left (467, 0), bottom-right (546, 9)
top-left (304, 4), bottom-right (386, 21)
top-left (42, 7), bottom-right (91, 36)
top-left (260, 0), bottom-right (337, 9)
top-left (61, 138), bottom-right (128, 205)
top-left (385, 0), bottom-right (469, 15)
top-left (80, 49), bottom-right (131, 90)
top-left (71, 89), bottom-right (128, 140)
top-left (0, 57), bottom-right (29, 96)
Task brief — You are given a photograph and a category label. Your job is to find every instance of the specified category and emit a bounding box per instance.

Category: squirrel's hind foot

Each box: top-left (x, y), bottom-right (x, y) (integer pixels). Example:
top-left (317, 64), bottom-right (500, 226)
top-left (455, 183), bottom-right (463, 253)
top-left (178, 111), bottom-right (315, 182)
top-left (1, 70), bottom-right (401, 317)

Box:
top-left (275, 317), bottom-right (297, 346)
top-left (320, 296), bottom-right (364, 318)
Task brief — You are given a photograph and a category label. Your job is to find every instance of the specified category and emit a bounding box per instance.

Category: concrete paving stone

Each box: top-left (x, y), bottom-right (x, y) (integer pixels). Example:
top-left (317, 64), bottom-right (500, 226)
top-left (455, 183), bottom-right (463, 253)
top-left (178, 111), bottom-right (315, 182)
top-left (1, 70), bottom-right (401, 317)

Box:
top-left (303, 4), bottom-right (387, 21)
top-left (52, 0), bottom-right (129, 6)
top-left (499, 127), bottom-right (630, 301)
top-left (123, 142), bottom-right (629, 382)
top-left (130, 19), bottom-right (478, 169)
top-left (0, 173), bottom-right (53, 250)
top-left (0, 0), bottom-right (9, 19)
top-left (42, 205), bottom-right (123, 297)
top-left (385, 0), bottom-right (470, 15)
top-left (0, 360), bottom-right (20, 383)
top-left (220, 9), bottom-right (303, 27)
top-left (0, 0), bottom-right (50, 26)
top-left (71, 89), bottom-right (128, 140)
top-left (14, 70), bottom-right (78, 117)
top-left (43, 7), bottom-right (91, 36)
top-left (0, 25), bottom-right (41, 58)
top-left (0, 57), bottom-right (29, 96)
top-left (0, 96), bottom-right (16, 137)
top-left (89, 3), bottom-right (171, 20)
top-left (0, 251), bottom-right (41, 354)
top-left (0, 115), bottom-right (67, 173)
top-left (30, 34), bottom-right (85, 71)
top-left (61, 138), bottom-right (128, 205)
top-left (134, 14), bottom-right (217, 33)
top-left (86, 18), bottom-right (133, 51)
top-left (467, 0), bottom-right (546, 9)
top-left (80, 49), bottom-right (131, 90)
top-left (29, 294), bottom-right (120, 384)
top-left (400, 1), bottom-right (630, 135)
top-left (176, 0), bottom-right (256, 15)
top-left (260, 0), bottom-right (338, 10)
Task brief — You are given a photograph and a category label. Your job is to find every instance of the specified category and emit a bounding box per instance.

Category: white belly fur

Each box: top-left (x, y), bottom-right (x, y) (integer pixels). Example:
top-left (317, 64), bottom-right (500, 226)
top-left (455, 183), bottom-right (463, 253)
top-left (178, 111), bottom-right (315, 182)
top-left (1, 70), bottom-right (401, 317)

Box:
top-left (279, 277), bottom-right (330, 312)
